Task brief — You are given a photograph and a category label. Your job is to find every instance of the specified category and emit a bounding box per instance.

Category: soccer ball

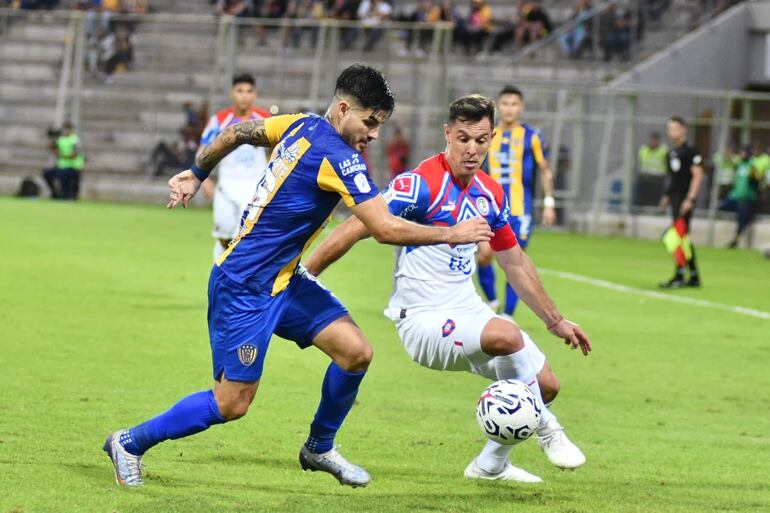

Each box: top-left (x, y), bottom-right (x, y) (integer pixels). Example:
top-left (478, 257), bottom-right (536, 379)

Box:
top-left (475, 379), bottom-right (541, 445)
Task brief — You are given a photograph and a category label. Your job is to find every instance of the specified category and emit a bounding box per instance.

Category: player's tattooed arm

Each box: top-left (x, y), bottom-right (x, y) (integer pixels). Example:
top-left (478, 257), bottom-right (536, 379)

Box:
top-left (195, 119), bottom-right (270, 171)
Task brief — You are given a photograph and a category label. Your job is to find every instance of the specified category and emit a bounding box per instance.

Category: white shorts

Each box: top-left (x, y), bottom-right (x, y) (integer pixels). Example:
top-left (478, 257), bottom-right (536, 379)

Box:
top-left (212, 186), bottom-right (251, 240)
top-left (394, 298), bottom-right (546, 380)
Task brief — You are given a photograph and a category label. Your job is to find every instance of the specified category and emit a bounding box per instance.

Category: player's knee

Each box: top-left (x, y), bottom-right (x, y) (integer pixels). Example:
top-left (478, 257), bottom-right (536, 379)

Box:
top-left (338, 341), bottom-right (373, 372)
top-left (483, 325), bottom-right (525, 356)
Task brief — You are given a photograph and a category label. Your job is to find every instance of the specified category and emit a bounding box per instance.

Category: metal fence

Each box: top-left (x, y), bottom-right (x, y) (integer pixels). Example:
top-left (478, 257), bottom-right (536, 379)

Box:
top-left (1, 6), bottom-right (768, 246)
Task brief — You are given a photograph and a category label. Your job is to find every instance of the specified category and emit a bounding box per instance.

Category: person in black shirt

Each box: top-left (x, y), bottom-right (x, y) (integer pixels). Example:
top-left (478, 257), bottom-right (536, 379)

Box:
top-left (658, 116), bottom-right (704, 288)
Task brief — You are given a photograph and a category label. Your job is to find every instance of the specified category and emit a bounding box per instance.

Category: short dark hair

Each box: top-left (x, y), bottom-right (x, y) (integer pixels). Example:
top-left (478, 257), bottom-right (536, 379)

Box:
top-left (448, 94), bottom-right (495, 126)
top-left (232, 73), bottom-right (255, 87)
top-left (669, 116), bottom-right (686, 126)
top-left (334, 63), bottom-right (395, 116)
top-left (498, 85), bottom-right (523, 100)
top-left (62, 122), bottom-right (73, 130)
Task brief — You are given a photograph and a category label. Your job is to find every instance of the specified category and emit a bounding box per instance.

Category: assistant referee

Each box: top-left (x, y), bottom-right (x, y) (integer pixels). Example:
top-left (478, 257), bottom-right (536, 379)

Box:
top-left (658, 116), bottom-right (704, 288)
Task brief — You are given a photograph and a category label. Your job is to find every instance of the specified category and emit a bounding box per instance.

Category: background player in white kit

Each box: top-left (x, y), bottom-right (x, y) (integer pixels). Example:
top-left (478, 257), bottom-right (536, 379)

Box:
top-left (305, 95), bottom-right (592, 483)
top-left (200, 73), bottom-right (272, 259)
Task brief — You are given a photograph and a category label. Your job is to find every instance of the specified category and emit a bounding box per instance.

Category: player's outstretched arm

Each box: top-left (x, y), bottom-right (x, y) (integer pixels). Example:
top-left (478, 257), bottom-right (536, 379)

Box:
top-left (166, 119), bottom-right (271, 209)
top-left (497, 247), bottom-right (592, 355)
top-left (350, 195), bottom-right (493, 246)
top-left (305, 216), bottom-right (371, 277)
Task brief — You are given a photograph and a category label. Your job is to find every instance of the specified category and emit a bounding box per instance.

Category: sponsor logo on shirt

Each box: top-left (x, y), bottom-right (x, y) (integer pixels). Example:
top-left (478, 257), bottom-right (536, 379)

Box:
top-left (339, 153), bottom-right (367, 176)
top-left (354, 173), bottom-right (371, 194)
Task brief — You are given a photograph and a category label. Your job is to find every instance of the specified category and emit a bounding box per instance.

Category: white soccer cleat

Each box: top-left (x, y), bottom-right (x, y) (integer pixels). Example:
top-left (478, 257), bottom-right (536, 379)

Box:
top-left (299, 445), bottom-right (371, 488)
top-left (463, 458), bottom-right (542, 483)
top-left (537, 419), bottom-right (586, 469)
top-left (103, 429), bottom-right (144, 487)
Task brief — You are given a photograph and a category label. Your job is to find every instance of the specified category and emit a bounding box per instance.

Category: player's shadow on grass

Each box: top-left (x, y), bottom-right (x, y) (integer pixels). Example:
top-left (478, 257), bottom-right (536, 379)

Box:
top-left (127, 302), bottom-right (202, 311)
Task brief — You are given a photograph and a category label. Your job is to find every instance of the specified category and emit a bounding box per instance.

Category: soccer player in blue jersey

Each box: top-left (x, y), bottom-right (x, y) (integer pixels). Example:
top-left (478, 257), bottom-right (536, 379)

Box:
top-left (103, 64), bottom-right (493, 488)
top-left (476, 85), bottom-right (556, 318)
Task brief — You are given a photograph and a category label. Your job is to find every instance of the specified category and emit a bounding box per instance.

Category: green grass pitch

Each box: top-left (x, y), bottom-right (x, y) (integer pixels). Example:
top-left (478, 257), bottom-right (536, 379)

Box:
top-left (1, 198), bottom-right (769, 513)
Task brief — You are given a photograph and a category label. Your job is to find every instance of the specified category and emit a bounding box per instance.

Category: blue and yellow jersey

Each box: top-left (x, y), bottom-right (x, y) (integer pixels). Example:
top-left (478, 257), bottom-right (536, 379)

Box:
top-left (487, 123), bottom-right (548, 217)
top-left (216, 113), bottom-right (379, 295)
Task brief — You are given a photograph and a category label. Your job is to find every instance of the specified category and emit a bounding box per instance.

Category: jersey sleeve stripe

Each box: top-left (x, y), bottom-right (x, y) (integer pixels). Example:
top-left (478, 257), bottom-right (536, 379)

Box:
top-left (317, 157), bottom-right (355, 207)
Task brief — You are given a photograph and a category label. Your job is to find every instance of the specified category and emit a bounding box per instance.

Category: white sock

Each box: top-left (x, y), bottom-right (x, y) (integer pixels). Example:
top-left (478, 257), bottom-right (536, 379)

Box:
top-left (494, 350), bottom-right (557, 430)
top-left (213, 241), bottom-right (225, 261)
top-left (476, 440), bottom-right (512, 474)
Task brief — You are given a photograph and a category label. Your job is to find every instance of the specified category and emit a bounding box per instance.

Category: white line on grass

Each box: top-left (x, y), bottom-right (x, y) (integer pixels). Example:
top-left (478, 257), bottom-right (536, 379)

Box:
top-left (538, 268), bottom-right (770, 321)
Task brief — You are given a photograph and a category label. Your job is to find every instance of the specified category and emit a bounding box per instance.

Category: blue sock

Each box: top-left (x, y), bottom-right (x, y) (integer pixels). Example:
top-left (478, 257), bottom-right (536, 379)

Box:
top-left (305, 362), bottom-right (366, 454)
top-left (119, 389), bottom-right (226, 456)
top-left (477, 264), bottom-right (497, 302)
top-left (504, 283), bottom-right (520, 316)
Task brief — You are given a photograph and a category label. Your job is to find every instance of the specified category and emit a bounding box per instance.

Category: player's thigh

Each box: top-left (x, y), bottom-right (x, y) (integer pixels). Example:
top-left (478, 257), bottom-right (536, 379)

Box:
top-left (272, 271), bottom-right (369, 371)
top-left (476, 241), bottom-right (493, 265)
top-left (480, 316), bottom-right (525, 356)
top-left (207, 267), bottom-right (284, 383)
top-left (398, 301), bottom-right (497, 374)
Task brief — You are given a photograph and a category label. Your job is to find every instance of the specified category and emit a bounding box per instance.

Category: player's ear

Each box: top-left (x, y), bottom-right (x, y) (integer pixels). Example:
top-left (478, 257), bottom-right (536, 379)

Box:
top-left (444, 123), bottom-right (451, 143)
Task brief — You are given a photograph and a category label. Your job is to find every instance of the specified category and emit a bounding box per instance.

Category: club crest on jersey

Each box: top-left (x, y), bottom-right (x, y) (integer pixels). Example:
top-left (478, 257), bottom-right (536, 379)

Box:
top-left (388, 173), bottom-right (420, 203)
top-left (237, 344), bottom-right (258, 366)
top-left (442, 319), bottom-right (456, 337)
top-left (476, 197), bottom-right (490, 216)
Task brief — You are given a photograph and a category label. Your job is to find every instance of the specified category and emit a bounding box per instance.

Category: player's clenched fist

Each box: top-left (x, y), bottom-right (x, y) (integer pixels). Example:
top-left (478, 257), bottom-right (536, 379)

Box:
top-left (448, 216), bottom-right (493, 244)
top-left (167, 169), bottom-right (203, 209)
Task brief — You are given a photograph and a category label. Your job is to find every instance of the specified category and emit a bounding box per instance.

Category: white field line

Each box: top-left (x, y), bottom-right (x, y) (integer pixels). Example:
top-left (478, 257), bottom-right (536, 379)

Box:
top-left (538, 268), bottom-right (770, 321)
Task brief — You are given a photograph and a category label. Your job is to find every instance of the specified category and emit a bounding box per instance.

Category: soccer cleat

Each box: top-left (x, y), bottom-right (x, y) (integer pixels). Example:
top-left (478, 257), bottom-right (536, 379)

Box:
top-left (299, 445), bottom-right (371, 488)
top-left (659, 276), bottom-right (687, 289)
top-left (463, 458), bottom-right (542, 483)
top-left (103, 430), bottom-right (144, 487)
top-left (487, 299), bottom-right (500, 313)
top-left (537, 419), bottom-right (586, 470)
top-left (686, 276), bottom-right (701, 288)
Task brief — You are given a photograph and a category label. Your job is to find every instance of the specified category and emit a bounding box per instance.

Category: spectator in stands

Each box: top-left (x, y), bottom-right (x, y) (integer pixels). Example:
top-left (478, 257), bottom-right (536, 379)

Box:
top-left (559, 0), bottom-right (591, 59)
top-left (719, 145), bottom-right (764, 248)
top-left (80, 0), bottom-right (117, 38)
top-left (514, 0), bottom-right (551, 49)
top-left (358, 0), bottom-right (392, 51)
top-left (399, 0), bottom-right (442, 56)
top-left (102, 28), bottom-right (135, 78)
top-left (646, 0), bottom-right (671, 22)
top-left (455, 0), bottom-right (492, 55)
top-left (330, 0), bottom-right (361, 50)
top-left (289, 0), bottom-right (325, 48)
top-left (148, 125), bottom-right (199, 178)
top-left (599, 3), bottom-right (632, 61)
top-left (387, 123), bottom-right (411, 180)
top-left (13, 0), bottom-right (59, 8)
top-left (214, 0), bottom-right (249, 17)
top-left (42, 123), bottom-right (85, 200)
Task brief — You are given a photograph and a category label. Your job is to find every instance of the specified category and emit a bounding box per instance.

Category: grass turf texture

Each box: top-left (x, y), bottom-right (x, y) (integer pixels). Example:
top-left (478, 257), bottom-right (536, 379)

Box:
top-left (1, 198), bottom-right (769, 513)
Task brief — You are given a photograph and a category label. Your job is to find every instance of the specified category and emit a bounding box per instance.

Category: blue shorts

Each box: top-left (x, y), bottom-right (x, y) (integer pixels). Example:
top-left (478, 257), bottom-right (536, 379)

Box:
top-left (510, 214), bottom-right (533, 249)
top-left (207, 266), bottom-right (348, 382)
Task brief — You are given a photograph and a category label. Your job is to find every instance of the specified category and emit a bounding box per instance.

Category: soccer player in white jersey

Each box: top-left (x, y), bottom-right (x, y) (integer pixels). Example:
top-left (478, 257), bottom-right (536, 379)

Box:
top-left (200, 73), bottom-right (272, 260)
top-left (304, 94), bottom-right (592, 483)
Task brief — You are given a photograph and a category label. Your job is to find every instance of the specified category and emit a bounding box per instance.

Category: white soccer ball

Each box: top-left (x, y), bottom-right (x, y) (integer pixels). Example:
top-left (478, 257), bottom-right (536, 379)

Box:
top-left (475, 379), bottom-right (541, 445)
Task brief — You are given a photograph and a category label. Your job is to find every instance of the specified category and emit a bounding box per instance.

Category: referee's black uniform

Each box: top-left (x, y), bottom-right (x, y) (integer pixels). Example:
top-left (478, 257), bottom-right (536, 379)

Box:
top-left (663, 142), bottom-right (702, 285)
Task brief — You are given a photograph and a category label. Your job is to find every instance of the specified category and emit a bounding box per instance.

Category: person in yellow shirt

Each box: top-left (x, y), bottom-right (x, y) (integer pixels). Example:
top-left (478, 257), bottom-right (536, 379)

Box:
top-left (477, 85), bottom-right (555, 317)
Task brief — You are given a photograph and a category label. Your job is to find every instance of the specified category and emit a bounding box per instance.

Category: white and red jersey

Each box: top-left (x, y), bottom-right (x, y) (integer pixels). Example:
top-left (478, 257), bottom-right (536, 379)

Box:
top-left (384, 153), bottom-right (518, 319)
top-left (200, 106), bottom-right (271, 196)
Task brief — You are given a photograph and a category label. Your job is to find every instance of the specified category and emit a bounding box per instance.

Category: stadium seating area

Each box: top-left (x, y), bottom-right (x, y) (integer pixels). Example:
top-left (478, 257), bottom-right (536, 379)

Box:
top-left (0, 0), bottom-right (739, 188)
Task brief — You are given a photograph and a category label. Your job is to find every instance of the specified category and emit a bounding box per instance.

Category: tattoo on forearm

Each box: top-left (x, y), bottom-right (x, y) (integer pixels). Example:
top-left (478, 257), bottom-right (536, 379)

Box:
top-left (195, 119), bottom-right (269, 171)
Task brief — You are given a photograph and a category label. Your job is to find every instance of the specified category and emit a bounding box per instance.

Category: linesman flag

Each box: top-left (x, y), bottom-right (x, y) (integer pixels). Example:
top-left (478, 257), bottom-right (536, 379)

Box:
top-left (662, 217), bottom-right (693, 267)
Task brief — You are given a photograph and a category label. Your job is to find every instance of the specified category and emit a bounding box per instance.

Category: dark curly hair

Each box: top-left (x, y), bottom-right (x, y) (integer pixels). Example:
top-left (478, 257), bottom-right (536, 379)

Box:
top-left (335, 63), bottom-right (395, 117)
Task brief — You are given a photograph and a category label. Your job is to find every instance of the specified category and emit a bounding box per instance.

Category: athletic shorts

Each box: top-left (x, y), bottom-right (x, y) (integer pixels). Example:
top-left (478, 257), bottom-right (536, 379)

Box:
top-left (207, 266), bottom-right (348, 382)
top-left (393, 295), bottom-right (546, 380)
top-left (212, 185), bottom-right (252, 240)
